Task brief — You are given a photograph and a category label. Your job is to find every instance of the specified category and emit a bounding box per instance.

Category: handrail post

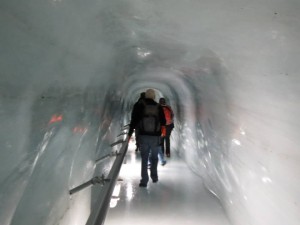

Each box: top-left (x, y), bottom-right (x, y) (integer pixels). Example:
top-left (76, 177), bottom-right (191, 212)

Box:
top-left (85, 136), bottom-right (129, 225)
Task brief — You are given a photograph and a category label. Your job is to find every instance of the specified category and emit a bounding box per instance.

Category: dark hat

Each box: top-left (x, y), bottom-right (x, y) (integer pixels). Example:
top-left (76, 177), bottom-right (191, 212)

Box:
top-left (159, 98), bottom-right (166, 104)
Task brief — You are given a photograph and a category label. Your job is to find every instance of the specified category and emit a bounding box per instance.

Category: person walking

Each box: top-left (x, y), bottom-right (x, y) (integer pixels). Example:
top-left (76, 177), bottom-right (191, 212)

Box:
top-left (159, 97), bottom-right (174, 157)
top-left (131, 92), bottom-right (145, 152)
top-left (128, 89), bottom-right (166, 187)
top-left (148, 147), bottom-right (167, 168)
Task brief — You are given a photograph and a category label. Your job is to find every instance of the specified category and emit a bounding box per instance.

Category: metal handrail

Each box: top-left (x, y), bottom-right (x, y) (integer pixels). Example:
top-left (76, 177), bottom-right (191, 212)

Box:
top-left (69, 140), bottom-right (126, 195)
top-left (95, 151), bottom-right (120, 164)
top-left (69, 175), bottom-right (110, 195)
top-left (85, 135), bottom-right (129, 225)
top-left (110, 139), bottom-right (126, 147)
top-left (117, 132), bottom-right (128, 137)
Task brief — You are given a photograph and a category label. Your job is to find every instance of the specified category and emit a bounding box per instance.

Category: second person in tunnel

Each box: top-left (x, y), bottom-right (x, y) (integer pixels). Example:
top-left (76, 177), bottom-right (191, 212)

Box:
top-left (128, 89), bottom-right (166, 187)
top-left (159, 97), bottom-right (174, 157)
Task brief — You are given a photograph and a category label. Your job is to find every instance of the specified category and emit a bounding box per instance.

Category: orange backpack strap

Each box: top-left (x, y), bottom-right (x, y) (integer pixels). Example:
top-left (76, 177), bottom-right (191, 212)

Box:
top-left (163, 105), bottom-right (173, 125)
top-left (161, 126), bottom-right (166, 137)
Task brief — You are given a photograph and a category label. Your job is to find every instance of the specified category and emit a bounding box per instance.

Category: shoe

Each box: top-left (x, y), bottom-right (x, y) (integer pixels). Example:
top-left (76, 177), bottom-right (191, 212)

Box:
top-left (161, 161), bottom-right (167, 166)
top-left (139, 183), bottom-right (147, 187)
top-left (151, 176), bottom-right (158, 183)
top-left (166, 154), bottom-right (170, 157)
top-left (135, 148), bottom-right (139, 152)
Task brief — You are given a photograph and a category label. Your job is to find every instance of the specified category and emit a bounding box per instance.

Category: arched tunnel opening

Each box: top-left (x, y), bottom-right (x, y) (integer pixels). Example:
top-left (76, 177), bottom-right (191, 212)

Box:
top-left (0, 0), bottom-right (299, 225)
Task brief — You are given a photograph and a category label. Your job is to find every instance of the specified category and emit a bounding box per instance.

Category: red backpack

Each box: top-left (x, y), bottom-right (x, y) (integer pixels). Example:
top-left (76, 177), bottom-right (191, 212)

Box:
top-left (162, 106), bottom-right (173, 125)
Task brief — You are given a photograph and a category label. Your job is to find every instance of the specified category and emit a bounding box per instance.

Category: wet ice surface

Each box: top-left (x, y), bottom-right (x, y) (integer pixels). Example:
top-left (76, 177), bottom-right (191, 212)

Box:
top-left (105, 142), bottom-right (232, 225)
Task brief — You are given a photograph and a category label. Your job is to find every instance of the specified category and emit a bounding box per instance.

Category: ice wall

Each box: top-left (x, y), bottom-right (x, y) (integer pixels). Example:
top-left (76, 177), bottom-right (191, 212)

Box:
top-left (0, 0), bottom-right (300, 225)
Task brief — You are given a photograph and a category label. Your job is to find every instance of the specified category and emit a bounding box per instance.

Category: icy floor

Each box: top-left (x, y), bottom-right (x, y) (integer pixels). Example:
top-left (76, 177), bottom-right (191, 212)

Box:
top-left (105, 142), bottom-right (232, 225)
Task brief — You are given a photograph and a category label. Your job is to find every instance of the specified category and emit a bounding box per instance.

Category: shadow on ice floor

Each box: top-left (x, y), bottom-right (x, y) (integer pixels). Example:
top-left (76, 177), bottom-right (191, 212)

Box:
top-left (105, 141), bottom-right (232, 225)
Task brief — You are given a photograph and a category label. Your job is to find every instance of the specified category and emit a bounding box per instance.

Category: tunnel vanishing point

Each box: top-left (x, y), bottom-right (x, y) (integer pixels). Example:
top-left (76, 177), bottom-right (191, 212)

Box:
top-left (0, 1), bottom-right (300, 225)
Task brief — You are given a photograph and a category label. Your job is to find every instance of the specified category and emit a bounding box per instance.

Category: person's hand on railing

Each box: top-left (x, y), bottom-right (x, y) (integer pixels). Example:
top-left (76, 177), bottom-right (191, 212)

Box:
top-left (127, 128), bottom-right (133, 143)
top-left (127, 135), bottom-right (132, 143)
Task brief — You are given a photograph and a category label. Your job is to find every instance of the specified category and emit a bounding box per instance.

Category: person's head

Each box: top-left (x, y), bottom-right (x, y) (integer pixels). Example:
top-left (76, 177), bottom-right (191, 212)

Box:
top-left (145, 89), bottom-right (155, 100)
top-left (140, 92), bottom-right (145, 99)
top-left (159, 97), bottom-right (166, 105)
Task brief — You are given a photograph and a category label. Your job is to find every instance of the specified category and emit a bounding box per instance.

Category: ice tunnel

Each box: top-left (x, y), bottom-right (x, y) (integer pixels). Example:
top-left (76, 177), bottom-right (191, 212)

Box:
top-left (0, 0), bottom-right (299, 225)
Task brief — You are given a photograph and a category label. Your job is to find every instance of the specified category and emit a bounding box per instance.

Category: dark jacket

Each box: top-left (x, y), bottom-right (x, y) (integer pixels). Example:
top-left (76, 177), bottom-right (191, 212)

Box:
top-left (128, 98), bottom-right (166, 137)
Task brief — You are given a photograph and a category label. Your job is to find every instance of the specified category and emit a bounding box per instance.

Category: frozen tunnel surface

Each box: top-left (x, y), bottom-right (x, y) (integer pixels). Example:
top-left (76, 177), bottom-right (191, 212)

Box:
top-left (1, 0), bottom-right (300, 224)
top-left (105, 141), bottom-right (232, 225)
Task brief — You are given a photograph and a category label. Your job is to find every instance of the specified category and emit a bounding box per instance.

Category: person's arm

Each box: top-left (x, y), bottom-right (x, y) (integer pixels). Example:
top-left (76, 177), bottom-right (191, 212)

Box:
top-left (158, 105), bottom-right (166, 126)
top-left (128, 103), bottom-right (142, 137)
top-left (166, 105), bottom-right (174, 118)
top-left (167, 105), bottom-right (175, 128)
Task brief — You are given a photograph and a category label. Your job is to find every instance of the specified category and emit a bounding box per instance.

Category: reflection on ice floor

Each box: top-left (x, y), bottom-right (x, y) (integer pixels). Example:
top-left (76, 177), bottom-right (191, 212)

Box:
top-left (105, 142), bottom-right (232, 225)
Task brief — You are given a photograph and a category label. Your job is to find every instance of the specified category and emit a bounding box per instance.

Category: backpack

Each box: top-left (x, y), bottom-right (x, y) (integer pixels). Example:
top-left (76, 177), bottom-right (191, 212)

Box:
top-left (139, 102), bottom-right (160, 134)
top-left (162, 106), bottom-right (173, 125)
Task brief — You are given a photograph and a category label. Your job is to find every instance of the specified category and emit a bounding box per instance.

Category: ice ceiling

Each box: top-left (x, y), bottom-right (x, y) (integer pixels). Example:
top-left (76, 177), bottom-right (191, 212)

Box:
top-left (0, 0), bottom-right (299, 225)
